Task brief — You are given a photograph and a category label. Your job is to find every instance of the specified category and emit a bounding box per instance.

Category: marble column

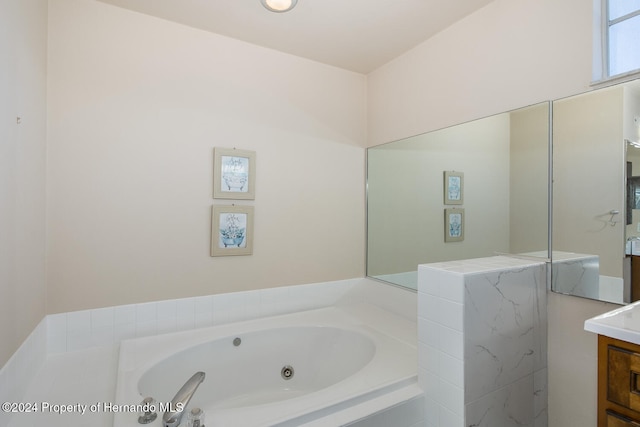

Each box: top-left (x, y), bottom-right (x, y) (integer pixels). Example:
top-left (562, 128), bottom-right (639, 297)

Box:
top-left (418, 256), bottom-right (547, 427)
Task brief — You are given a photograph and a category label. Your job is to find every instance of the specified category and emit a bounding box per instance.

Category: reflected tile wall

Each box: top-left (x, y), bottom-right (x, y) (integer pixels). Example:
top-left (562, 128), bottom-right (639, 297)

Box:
top-left (418, 256), bottom-right (548, 427)
top-left (550, 252), bottom-right (599, 299)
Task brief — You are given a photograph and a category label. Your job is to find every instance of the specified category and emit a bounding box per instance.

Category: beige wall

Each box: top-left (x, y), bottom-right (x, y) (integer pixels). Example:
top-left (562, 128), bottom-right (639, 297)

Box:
top-left (509, 103), bottom-right (550, 254)
top-left (46, 0), bottom-right (367, 313)
top-left (366, 0), bottom-right (619, 426)
top-left (624, 86), bottom-right (640, 146)
top-left (547, 292), bottom-right (614, 427)
top-left (367, 0), bottom-right (593, 147)
top-left (553, 87), bottom-right (625, 277)
top-left (0, 0), bottom-right (48, 366)
top-left (2, 1), bottom-right (633, 425)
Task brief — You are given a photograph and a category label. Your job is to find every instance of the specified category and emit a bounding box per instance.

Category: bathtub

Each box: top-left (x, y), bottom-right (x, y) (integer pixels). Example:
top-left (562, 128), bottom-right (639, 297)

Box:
top-left (114, 304), bottom-right (417, 426)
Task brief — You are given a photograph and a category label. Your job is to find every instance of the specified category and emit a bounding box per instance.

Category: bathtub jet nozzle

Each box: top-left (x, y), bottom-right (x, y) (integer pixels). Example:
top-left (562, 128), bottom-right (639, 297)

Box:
top-left (281, 365), bottom-right (294, 380)
top-left (162, 371), bottom-right (206, 427)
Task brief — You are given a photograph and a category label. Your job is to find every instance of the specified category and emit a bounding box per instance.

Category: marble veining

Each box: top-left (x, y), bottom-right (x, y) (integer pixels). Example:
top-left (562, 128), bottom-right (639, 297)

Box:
top-left (1, 278), bottom-right (423, 427)
top-left (418, 256), bottom-right (548, 427)
top-left (550, 253), bottom-right (599, 299)
top-left (464, 267), bottom-right (541, 402)
top-left (465, 375), bottom-right (534, 427)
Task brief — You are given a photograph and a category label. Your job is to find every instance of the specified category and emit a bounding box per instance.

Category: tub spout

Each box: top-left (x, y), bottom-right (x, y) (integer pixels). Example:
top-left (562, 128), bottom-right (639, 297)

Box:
top-left (162, 371), bottom-right (205, 427)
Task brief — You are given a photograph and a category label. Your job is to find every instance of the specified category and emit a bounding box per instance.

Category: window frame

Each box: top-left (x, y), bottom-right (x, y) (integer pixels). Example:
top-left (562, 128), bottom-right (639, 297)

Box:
top-left (597, 0), bottom-right (640, 83)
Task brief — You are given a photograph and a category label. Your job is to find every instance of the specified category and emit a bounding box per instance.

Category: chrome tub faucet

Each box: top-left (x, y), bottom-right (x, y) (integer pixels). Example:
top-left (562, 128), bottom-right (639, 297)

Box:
top-left (162, 371), bottom-right (205, 427)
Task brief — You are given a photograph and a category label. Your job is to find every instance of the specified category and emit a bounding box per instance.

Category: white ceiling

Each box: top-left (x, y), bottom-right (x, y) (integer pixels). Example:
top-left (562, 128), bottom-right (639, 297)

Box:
top-left (96, 0), bottom-right (494, 74)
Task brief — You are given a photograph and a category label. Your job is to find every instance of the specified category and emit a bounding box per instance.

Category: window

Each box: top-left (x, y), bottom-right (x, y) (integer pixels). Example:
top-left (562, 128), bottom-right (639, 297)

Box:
top-left (603, 0), bottom-right (640, 78)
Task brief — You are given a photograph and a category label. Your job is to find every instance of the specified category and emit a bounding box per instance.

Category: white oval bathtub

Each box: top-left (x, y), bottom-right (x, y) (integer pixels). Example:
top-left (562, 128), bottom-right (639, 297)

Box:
top-left (114, 304), bottom-right (417, 427)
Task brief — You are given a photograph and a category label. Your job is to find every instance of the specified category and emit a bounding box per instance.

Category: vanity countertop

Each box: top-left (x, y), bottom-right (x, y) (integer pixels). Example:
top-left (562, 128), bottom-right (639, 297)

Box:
top-left (584, 300), bottom-right (640, 345)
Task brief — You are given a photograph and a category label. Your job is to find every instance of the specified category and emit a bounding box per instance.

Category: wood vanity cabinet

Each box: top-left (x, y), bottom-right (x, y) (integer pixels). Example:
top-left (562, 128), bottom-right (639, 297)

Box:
top-left (631, 256), bottom-right (640, 302)
top-left (599, 335), bottom-right (640, 426)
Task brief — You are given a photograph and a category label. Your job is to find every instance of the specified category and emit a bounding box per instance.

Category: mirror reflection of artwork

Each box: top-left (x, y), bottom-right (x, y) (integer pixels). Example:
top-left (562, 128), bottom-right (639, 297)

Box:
top-left (448, 177), bottom-right (461, 200)
top-left (445, 208), bottom-right (464, 242)
top-left (366, 102), bottom-right (550, 291)
top-left (213, 148), bottom-right (256, 200)
top-left (444, 171), bottom-right (464, 205)
top-left (449, 214), bottom-right (461, 236)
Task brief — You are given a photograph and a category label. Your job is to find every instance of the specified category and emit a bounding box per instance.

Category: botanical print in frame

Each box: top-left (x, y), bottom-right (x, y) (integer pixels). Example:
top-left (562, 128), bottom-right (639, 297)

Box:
top-left (444, 208), bottom-right (464, 242)
top-left (444, 171), bottom-right (464, 205)
top-left (211, 205), bottom-right (254, 256)
top-left (213, 148), bottom-right (256, 200)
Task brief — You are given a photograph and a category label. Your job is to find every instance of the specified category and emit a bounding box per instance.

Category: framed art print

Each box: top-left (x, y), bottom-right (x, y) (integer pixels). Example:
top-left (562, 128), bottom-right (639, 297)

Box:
top-left (445, 208), bottom-right (464, 242)
top-left (214, 148), bottom-right (256, 200)
top-left (211, 205), bottom-right (254, 256)
top-left (444, 171), bottom-right (464, 205)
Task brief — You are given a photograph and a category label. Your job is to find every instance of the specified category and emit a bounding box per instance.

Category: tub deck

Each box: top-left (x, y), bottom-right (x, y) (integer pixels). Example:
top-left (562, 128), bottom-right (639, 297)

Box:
top-left (114, 303), bottom-right (417, 427)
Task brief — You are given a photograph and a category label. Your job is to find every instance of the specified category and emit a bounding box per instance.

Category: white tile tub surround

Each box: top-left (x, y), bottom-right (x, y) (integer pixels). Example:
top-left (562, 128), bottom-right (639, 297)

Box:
top-left (0, 319), bottom-right (48, 427)
top-left (3, 276), bottom-right (419, 427)
top-left (418, 256), bottom-right (548, 427)
top-left (342, 393), bottom-right (427, 427)
top-left (45, 277), bottom-right (409, 355)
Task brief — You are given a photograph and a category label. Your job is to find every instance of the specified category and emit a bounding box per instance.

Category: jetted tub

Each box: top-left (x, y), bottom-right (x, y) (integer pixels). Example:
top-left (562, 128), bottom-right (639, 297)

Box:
top-left (114, 304), bottom-right (417, 426)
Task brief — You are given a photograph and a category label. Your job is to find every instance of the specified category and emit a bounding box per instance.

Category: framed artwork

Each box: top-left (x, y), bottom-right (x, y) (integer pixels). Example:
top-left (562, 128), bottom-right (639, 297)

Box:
top-left (444, 208), bottom-right (464, 242)
top-left (214, 148), bottom-right (256, 200)
top-left (211, 205), bottom-right (254, 256)
top-left (444, 171), bottom-right (464, 205)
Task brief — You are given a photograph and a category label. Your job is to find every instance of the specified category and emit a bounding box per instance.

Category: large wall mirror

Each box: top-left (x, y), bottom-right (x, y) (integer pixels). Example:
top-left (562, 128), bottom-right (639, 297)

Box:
top-left (367, 102), bottom-right (551, 290)
top-left (367, 78), bottom-right (640, 305)
top-left (551, 79), bottom-right (640, 305)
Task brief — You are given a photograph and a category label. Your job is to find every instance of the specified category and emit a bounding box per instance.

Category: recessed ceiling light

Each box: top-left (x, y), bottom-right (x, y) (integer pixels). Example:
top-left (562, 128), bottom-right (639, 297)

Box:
top-left (260, 0), bottom-right (298, 13)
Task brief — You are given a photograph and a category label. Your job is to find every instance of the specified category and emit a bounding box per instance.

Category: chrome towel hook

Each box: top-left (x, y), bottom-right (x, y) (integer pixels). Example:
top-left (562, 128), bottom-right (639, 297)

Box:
top-left (609, 210), bottom-right (620, 226)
